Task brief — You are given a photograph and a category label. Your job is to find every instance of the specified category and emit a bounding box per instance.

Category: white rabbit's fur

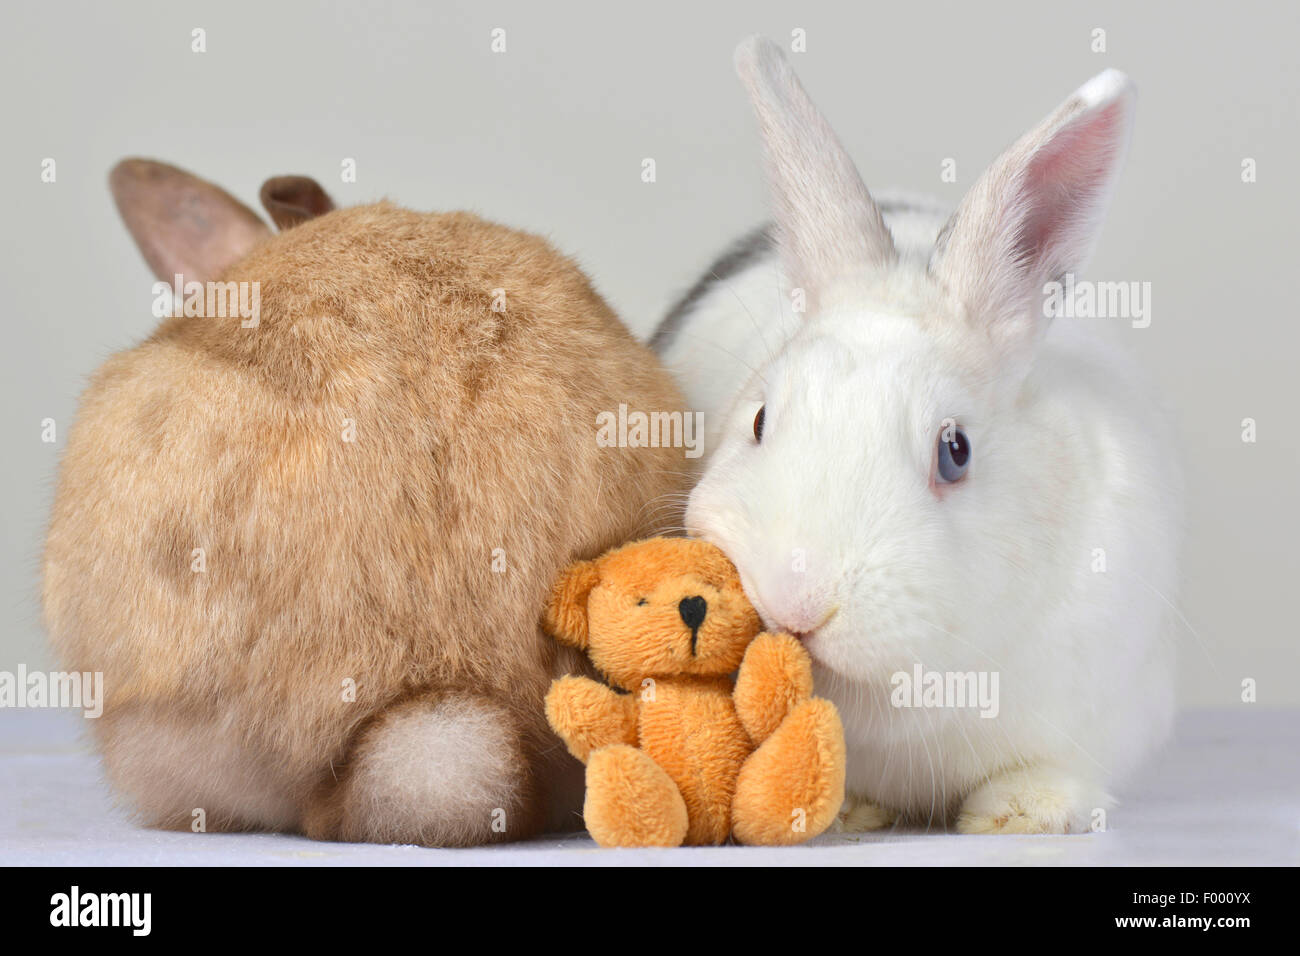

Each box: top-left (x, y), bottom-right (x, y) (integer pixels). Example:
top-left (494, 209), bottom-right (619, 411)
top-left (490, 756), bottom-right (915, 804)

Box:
top-left (656, 39), bottom-right (1182, 832)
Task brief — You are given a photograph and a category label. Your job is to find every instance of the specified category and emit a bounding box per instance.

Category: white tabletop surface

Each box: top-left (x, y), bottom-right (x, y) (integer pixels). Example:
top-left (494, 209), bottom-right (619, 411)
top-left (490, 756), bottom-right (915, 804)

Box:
top-left (2, 708), bottom-right (1295, 866)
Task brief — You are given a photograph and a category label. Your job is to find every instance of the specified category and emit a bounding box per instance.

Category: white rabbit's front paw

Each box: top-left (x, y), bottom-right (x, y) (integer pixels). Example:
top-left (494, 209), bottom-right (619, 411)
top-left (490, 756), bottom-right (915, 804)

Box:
top-left (956, 766), bottom-right (1102, 834)
top-left (835, 796), bottom-right (897, 832)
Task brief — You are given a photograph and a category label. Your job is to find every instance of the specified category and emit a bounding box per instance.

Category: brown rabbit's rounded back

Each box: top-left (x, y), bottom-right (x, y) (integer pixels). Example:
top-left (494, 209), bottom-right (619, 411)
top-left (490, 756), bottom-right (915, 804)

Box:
top-left (43, 201), bottom-right (692, 840)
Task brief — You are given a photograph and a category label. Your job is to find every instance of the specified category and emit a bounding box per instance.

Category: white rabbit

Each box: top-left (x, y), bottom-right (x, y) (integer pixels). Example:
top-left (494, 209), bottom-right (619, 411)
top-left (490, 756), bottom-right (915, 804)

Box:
top-left (654, 37), bottom-right (1182, 833)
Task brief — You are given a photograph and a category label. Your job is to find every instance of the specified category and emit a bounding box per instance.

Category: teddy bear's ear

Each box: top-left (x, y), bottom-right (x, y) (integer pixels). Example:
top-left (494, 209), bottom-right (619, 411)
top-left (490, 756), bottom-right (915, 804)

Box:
top-left (544, 558), bottom-right (602, 649)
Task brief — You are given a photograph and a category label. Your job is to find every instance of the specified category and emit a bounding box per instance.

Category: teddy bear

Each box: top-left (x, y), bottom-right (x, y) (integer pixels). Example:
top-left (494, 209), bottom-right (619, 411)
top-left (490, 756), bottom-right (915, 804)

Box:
top-left (543, 536), bottom-right (845, 847)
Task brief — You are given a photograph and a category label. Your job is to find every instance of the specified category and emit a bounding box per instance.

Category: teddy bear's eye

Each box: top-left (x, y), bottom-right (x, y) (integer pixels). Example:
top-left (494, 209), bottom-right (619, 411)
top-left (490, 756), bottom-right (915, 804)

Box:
top-left (637, 598), bottom-right (648, 606)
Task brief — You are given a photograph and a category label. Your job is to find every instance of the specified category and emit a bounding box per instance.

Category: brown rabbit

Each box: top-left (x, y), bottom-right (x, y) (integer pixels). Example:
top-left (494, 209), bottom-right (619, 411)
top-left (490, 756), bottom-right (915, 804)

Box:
top-left (42, 159), bottom-right (694, 846)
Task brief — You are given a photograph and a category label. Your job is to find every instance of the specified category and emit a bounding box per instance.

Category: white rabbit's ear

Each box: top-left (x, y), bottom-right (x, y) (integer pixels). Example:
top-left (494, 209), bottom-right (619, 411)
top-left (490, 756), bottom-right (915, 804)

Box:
top-left (930, 70), bottom-right (1136, 363)
top-left (734, 36), bottom-right (896, 310)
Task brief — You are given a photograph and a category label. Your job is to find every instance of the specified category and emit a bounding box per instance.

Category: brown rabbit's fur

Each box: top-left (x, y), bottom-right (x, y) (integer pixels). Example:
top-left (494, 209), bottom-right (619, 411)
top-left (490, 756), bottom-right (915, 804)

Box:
top-left (43, 194), bottom-right (692, 845)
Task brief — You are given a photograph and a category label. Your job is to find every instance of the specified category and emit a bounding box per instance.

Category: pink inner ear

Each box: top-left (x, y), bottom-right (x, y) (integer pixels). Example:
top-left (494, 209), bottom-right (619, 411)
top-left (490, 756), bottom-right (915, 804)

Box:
top-left (260, 176), bottom-right (336, 231)
top-left (110, 159), bottom-right (270, 283)
top-left (1014, 99), bottom-right (1127, 278)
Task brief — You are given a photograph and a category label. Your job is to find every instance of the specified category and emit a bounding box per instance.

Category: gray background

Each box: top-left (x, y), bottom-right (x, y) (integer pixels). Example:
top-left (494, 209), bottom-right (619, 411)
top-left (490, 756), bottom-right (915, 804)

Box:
top-left (2, 0), bottom-right (1294, 707)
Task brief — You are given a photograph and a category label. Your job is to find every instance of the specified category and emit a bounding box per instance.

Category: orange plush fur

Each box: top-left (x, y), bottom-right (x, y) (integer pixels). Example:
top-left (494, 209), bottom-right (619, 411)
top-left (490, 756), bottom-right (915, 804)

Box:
top-left (43, 160), bottom-right (694, 846)
top-left (544, 537), bottom-right (845, 846)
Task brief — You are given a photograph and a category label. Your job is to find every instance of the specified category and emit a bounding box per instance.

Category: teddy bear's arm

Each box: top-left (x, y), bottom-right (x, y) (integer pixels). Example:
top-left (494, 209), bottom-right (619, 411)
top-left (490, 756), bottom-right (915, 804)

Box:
top-left (733, 632), bottom-right (815, 746)
top-left (545, 675), bottom-right (639, 763)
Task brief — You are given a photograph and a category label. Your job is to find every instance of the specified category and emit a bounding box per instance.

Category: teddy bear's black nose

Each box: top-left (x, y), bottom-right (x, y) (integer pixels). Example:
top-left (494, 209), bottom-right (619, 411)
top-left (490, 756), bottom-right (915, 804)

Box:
top-left (678, 596), bottom-right (707, 633)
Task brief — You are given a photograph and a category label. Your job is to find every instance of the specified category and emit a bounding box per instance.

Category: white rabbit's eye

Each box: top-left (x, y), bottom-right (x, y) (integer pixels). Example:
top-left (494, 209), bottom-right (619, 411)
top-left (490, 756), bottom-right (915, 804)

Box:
top-left (753, 405), bottom-right (766, 443)
top-left (937, 430), bottom-right (971, 483)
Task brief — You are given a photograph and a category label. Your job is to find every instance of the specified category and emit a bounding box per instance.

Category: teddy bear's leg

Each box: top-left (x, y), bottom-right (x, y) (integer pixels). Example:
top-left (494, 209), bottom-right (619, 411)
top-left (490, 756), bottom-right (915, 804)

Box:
top-left (731, 698), bottom-right (845, 845)
top-left (583, 744), bottom-right (689, 847)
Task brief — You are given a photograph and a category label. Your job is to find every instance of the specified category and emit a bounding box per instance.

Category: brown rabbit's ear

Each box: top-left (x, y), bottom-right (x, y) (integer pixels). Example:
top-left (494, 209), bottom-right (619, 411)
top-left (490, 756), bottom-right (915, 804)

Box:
top-left (259, 175), bottom-right (336, 231)
top-left (110, 158), bottom-right (270, 283)
top-left (544, 559), bottom-right (602, 649)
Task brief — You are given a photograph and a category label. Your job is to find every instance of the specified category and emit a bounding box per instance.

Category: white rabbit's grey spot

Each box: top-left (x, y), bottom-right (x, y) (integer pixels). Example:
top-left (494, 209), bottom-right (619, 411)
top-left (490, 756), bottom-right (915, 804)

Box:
top-left (875, 196), bottom-right (927, 217)
top-left (651, 225), bottom-right (775, 354)
top-left (658, 196), bottom-right (948, 360)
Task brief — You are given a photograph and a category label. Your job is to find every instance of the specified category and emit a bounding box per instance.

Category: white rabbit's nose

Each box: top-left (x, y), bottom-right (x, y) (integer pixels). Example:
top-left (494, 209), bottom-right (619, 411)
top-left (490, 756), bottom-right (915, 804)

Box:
top-left (744, 571), bottom-right (837, 637)
top-left (772, 603), bottom-right (838, 639)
